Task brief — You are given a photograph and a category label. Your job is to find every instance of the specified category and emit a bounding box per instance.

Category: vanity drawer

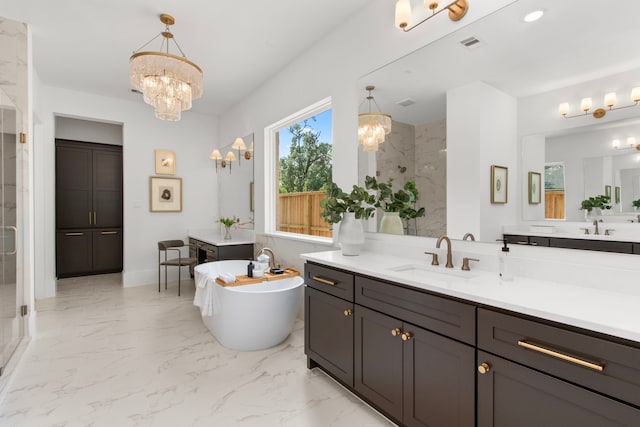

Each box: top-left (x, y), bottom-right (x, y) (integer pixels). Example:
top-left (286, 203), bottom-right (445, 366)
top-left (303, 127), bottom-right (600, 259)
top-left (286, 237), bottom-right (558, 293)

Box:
top-left (633, 243), bottom-right (640, 255)
top-left (529, 236), bottom-right (550, 247)
top-left (478, 308), bottom-right (640, 407)
top-left (549, 237), bottom-right (633, 254)
top-left (201, 244), bottom-right (218, 261)
top-left (355, 276), bottom-right (475, 345)
top-left (305, 262), bottom-right (354, 301)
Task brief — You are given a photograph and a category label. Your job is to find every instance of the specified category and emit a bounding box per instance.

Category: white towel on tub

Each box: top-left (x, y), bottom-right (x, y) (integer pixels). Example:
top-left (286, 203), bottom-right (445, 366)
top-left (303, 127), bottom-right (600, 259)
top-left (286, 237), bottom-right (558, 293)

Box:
top-left (193, 271), bottom-right (220, 317)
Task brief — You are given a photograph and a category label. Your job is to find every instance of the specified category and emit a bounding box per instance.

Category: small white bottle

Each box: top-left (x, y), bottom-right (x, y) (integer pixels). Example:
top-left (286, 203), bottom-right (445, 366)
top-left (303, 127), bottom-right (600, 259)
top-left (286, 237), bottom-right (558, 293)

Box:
top-left (498, 238), bottom-right (514, 281)
top-left (257, 253), bottom-right (270, 273)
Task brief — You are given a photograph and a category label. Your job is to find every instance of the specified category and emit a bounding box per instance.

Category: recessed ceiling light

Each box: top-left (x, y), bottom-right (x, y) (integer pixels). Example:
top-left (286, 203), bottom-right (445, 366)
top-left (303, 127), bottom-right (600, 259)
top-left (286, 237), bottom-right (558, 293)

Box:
top-left (523, 10), bottom-right (544, 23)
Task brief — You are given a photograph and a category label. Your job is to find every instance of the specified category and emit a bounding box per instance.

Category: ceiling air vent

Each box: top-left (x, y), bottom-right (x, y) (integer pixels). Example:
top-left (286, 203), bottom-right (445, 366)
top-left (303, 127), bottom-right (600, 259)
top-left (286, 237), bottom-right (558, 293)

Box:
top-left (396, 98), bottom-right (416, 107)
top-left (460, 36), bottom-right (482, 49)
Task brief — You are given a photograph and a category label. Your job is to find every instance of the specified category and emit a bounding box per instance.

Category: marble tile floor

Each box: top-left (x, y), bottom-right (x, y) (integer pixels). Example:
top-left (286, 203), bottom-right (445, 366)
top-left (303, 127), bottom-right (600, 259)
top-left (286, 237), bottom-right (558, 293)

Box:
top-left (0, 274), bottom-right (393, 427)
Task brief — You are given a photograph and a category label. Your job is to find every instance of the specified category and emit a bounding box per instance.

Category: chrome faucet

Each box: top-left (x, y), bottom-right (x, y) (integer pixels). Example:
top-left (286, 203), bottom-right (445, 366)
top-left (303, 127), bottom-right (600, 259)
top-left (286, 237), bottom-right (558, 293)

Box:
top-left (592, 220), bottom-right (600, 235)
top-left (462, 233), bottom-right (476, 241)
top-left (255, 247), bottom-right (276, 269)
top-left (436, 235), bottom-right (454, 268)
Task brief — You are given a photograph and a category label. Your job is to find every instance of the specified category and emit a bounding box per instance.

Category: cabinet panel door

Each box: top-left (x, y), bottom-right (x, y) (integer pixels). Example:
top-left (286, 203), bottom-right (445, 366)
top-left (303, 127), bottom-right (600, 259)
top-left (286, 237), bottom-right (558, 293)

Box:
top-left (355, 305), bottom-right (403, 421)
top-left (477, 351), bottom-right (640, 427)
top-left (403, 325), bottom-right (475, 427)
top-left (93, 149), bottom-right (122, 227)
top-left (93, 230), bottom-right (123, 273)
top-left (305, 287), bottom-right (354, 387)
top-left (56, 145), bottom-right (92, 229)
top-left (56, 231), bottom-right (92, 277)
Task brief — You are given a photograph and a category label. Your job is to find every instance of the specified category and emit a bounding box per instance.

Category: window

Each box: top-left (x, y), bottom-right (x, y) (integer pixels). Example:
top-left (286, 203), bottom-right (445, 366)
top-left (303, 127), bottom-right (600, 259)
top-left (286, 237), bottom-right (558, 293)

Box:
top-left (265, 98), bottom-right (333, 240)
top-left (544, 162), bottom-right (565, 219)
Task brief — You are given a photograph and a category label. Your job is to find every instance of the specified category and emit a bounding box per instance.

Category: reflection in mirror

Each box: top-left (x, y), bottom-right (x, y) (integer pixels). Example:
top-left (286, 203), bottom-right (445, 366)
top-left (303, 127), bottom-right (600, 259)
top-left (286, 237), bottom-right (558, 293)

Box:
top-left (359, 0), bottom-right (640, 240)
top-left (544, 163), bottom-right (565, 220)
top-left (218, 133), bottom-right (254, 229)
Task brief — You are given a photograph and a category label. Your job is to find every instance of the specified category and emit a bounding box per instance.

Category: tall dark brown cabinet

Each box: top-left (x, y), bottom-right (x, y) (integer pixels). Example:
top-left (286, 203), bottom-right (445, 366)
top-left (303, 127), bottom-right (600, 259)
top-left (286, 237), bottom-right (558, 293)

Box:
top-left (55, 139), bottom-right (123, 278)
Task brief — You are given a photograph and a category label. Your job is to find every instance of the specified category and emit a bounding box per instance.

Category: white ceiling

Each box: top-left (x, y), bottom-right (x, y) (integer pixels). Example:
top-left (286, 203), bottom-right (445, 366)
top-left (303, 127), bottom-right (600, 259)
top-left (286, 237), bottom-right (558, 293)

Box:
top-left (2, 0), bottom-right (368, 115)
top-left (361, 0), bottom-right (640, 126)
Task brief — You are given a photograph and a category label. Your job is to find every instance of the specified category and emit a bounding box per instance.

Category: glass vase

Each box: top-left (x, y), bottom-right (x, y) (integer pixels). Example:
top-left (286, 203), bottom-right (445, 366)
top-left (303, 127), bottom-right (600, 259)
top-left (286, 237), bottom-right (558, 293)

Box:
top-left (224, 226), bottom-right (232, 240)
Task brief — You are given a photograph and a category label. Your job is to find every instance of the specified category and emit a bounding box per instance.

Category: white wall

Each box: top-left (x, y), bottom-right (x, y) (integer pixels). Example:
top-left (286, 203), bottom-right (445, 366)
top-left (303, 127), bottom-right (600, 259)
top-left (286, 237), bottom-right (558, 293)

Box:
top-left (55, 116), bottom-right (123, 145)
top-left (447, 81), bottom-right (518, 241)
top-left (521, 135), bottom-right (545, 220)
top-left (215, 0), bottom-right (517, 266)
top-left (33, 82), bottom-right (219, 297)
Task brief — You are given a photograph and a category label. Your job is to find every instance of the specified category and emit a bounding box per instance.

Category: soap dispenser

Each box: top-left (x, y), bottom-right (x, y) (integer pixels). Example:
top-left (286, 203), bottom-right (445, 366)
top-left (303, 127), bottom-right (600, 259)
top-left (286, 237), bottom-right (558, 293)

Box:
top-left (498, 238), bottom-right (514, 281)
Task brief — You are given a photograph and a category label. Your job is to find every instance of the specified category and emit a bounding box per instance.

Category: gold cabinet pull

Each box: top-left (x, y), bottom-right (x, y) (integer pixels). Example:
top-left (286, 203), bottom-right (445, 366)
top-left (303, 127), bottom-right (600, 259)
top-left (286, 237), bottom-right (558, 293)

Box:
top-left (100, 231), bottom-right (118, 235)
top-left (478, 362), bottom-right (491, 374)
top-left (89, 211), bottom-right (92, 225)
top-left (94, 211), bottom-right (97, 224)
top-left (391, 327), bottom-right (402, 337)
top-left (312, 276), bottom-right (336, 286)
top-left (517, 340), bottom-right (604, 372)
top-left (401, 332), bottom-right (413, 341)
top-left (343, 309), bottom-right (352, 317)
top-left (65, 232), bottom-right (84, 236)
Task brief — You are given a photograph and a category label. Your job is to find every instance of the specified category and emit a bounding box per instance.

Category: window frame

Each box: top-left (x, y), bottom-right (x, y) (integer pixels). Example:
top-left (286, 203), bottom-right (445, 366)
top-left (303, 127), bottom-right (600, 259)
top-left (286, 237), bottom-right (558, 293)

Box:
top-left (264, 97), bottom-right (333, 243)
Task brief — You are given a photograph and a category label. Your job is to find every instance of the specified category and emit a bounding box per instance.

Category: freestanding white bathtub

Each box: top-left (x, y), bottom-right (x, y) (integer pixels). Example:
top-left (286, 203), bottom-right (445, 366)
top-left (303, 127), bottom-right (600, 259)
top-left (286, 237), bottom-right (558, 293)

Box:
top-left (193, 260), bottom-right (303, 351)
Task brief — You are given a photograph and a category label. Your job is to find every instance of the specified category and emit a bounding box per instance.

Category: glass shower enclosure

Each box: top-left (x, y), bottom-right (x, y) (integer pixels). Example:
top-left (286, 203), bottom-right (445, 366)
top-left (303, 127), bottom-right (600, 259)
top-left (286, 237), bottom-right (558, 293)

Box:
top-left (0, 88), bottom-right (25, 376)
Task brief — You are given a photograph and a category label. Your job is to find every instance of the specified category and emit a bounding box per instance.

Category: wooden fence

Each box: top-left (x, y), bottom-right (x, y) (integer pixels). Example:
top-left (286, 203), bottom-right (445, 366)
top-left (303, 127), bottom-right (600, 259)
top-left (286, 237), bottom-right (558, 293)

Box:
top-left (278, 191), bottom-right (332, 237)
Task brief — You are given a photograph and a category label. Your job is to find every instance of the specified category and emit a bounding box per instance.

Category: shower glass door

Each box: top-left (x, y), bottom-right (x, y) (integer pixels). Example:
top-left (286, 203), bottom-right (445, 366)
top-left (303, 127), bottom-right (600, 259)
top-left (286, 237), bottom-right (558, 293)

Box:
top-left (0, 88), bottom-right (24, 375)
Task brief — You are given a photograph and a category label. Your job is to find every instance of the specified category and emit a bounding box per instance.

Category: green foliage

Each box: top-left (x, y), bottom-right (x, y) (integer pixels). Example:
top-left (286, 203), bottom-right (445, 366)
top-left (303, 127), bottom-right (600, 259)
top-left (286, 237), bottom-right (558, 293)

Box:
top-left (633, 199), bottom-right (640, 208)
top-left (364, 176), bottom-right (426, 220)
top-left (279, 120), bottom-right (332, 194)
top-left (219, 216), bottom-right (239, 227)
top-left (580, 195), bottom-right (611, 212)
top-left (320, 182), bottom-right (376, 225)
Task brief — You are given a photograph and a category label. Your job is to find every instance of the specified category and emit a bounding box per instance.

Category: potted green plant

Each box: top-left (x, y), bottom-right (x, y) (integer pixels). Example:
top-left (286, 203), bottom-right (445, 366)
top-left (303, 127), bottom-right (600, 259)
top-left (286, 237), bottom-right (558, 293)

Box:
top-left (580, 195), bottom-right (611, 219)
top-left (320, 183), bottom-right (375, 255)
top-left (364, 176), bottom-right (425, 235)
top-left (633, 199), bottom-right (640, 211)
top-left (218, 216), bottom-right (239, 240)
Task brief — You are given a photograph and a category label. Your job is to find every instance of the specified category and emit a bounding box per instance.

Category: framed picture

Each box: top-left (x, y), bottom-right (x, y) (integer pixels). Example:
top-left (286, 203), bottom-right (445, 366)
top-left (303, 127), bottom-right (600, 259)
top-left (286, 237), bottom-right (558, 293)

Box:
top-left (155, 150), bottom-right (176, 175)
top-left (528, 171), bottom-right (541, 204)
top-left (605, 185), bottom-right (611, 199)
top-left (491, 165), bottom-right (508, 204)
top-left (615, 186), bottom-right (621, 204)
top-left (150, 177), bottom-right (182, 212)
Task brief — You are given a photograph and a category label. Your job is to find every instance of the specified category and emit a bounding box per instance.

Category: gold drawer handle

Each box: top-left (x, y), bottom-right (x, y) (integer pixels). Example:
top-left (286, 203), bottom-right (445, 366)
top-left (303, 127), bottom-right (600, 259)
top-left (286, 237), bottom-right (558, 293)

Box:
top-left (401, 332), bottom-right (413, 341)
top-left (391, 327), bottom-right (402, 337)
top-left (517, 340), bottom-right (604, 372)
top-left (65, 232), bottom-right (84, 236)
top-left (312, 276), bottom-right (336, 286)
top-left (478, 362), bottom-right (491, 374)
top-left (101, 231), bottom-right (118, 235)
top-left (343, 309), bottom-right (352, 317)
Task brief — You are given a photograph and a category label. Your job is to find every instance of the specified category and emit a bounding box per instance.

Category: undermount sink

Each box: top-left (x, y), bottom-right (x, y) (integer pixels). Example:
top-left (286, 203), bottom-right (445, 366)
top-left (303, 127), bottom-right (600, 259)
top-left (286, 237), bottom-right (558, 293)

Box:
top-left (388, 263), bottom-right (478, 282)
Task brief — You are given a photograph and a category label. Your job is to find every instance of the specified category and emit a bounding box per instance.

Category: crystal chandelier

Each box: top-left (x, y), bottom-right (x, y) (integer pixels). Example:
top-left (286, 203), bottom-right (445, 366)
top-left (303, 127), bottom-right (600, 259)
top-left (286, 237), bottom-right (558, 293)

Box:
top-left (130, 14), bottom-right (203, 121)
top-left (358, 86), bottom-right (392, 152)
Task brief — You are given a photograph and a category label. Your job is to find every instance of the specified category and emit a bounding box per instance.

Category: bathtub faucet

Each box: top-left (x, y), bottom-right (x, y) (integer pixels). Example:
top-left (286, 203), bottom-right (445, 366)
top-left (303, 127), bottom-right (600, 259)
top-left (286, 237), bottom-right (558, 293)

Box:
top-left (255, 247), bottom-right (276, 269)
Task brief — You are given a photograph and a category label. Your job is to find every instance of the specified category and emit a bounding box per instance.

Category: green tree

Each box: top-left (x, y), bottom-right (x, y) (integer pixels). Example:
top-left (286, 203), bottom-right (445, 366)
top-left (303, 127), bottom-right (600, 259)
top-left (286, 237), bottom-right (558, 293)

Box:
top-left (279, 120), bottom-right (332, 193)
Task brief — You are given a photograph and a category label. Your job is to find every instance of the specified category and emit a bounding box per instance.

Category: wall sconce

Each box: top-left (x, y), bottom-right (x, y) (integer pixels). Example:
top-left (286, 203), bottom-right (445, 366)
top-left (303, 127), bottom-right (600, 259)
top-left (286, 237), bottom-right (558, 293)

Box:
top-left (209, 149), bottom-right (222, 172)
top-left (232, 137), bottom-right (247, 165)
top-left (224, 150), bottom-right (236, 173)
top-left (559, 87), bottom-right (640, 119)
top-left (245, 141), bottom-right (254, 160)
top-left (395, 0), bottom-right (469, 32)
top-left (358, 85), bottom-right (392, 152)
top-left (612, 137), bottom-right (639, 151)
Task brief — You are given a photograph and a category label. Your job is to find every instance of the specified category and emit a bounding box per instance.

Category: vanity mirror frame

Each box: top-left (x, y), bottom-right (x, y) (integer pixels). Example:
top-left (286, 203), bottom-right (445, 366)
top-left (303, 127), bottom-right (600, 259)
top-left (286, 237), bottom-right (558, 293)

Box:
top-left (357, 0), bottom-right (640, 247)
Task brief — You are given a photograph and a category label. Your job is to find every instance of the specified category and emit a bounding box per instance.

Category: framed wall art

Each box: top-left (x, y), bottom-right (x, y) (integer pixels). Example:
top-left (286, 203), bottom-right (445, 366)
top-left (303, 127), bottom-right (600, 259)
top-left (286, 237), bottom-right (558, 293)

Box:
top-left (150, 177), bottom-right (182, 212)
top-left (528, 171), bottom-right (541, 204)
top-left (491, 165), bottom-right (508, 204)
top-left (615, 186), bottom-right (621, 204)
top-left (155, 149), bottom-right (176, 175)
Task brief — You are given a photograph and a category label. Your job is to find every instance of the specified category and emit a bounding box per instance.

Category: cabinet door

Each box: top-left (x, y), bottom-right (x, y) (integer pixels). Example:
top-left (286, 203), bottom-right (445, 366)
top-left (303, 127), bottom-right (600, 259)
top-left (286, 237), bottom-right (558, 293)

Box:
top-left (354, 305), bottom-right (403, 421)
top-left (93, 230), bottom-right (123, 273)
top-left (56, 231), bottom-right (92, 277)
top-left (56, 144), bottom-right (93, 229)
top-left (477, 351), bottom-right (640, 427)
top-left (403, 325), bottom-right (475, 427)
top-left (305, 287), bottom-right (354, 387)
top-left (93, 148), bottom-right (122, 228)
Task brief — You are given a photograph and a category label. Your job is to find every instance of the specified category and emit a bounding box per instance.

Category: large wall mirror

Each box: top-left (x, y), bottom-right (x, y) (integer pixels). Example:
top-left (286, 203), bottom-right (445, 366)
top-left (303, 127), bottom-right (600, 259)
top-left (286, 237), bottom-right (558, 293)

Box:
top-left (218, 133), bottom-right (254, 229)
top-left (358, 0), bottom-right (640, 242)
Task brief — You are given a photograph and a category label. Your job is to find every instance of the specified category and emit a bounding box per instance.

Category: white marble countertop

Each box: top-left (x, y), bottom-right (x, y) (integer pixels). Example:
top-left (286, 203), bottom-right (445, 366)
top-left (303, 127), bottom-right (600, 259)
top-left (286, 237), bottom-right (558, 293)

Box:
top-left (301, 250), bottom-right (640, 343)
top-left (188, 228), bottom-right (255, 246)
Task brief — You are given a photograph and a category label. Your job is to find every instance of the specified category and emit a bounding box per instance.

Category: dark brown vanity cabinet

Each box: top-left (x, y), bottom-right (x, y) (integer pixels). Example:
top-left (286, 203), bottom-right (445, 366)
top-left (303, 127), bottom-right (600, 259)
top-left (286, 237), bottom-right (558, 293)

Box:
top-left (305, 263), bottom-right (475, 426)
top-left (188, 238), bottom-right (254, 275)
top-left (477, 309), bottom-right (640, 426)
top-left (55, 140), bottom-right (123, 278)
top-left (304, 263), bottom-right (355, 387)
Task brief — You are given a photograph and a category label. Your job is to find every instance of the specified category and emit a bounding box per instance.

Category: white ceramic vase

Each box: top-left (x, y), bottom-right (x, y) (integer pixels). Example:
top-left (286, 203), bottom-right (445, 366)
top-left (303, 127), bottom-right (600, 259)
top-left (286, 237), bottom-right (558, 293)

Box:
top-left (379, 211), bottom-right (404, 235)
top-left (338, 212), bottom-right (364, 256)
